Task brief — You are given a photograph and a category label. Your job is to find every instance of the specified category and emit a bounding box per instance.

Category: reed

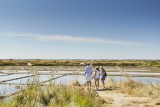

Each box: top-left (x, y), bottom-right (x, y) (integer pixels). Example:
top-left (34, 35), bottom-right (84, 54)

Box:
top-left (106, 77), bottom-right (160, 98)
top-left (1, 81), bottom-right (105, 107)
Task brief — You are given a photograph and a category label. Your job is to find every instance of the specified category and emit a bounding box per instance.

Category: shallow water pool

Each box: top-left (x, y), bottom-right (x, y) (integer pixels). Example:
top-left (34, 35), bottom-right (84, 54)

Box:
top-left (0, 74), bottom-right (32, 82)
top-left (48, 75), bottom-right (160, 85)
top-left (0, 84), bottom-right (21, 96)
top-left (5, 75), bottom-right (62, 84)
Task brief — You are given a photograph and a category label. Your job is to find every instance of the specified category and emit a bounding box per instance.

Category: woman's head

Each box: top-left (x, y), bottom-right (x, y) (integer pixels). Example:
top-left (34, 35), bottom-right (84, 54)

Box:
top-left (99, 66), bottom-right (103, 70)
top-left (96, 66), bottom-right (99, 71)
top-left (100, 66), bottom-right (106, 72)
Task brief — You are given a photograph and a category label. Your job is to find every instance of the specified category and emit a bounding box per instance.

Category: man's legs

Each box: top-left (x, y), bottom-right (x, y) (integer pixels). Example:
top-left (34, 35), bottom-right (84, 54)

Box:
top-left (89, 81), bottom-right (91, 90)
top-left (86, 81), bottom-right (89, 89)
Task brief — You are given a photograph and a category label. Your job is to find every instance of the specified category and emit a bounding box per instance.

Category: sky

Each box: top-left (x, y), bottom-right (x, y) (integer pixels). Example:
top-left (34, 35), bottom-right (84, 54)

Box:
top-left (0, 0), bottom-right (160, 59)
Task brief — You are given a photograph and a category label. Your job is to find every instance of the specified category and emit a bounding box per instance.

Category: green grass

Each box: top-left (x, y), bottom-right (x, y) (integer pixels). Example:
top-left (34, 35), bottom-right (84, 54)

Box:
top-left (0, 59), bottom-right (160, 67)
top-left (1, 83), bottom-right (105, 107)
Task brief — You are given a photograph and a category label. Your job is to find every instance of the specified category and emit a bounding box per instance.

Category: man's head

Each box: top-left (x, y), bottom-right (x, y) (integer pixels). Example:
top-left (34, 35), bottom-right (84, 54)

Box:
top-left (86, 63), bottom-right (90, 66)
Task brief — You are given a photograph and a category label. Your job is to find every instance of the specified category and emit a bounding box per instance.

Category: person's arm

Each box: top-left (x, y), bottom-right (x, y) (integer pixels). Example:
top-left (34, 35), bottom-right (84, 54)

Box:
top-left (92, 71), bottom-right (96, 78)
top-left (91, 68), bottom-right (93, 75)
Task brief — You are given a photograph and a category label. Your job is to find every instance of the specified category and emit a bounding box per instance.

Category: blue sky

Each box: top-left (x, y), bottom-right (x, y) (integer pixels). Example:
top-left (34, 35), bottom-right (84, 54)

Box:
top-left (0, 0), bottom-right (160, 59)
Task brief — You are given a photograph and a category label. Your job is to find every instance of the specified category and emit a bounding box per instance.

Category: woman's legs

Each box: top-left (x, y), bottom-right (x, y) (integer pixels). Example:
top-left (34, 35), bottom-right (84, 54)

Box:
top-left (101, 80), bottom-right (105, 88)
top-left (95, 78), bottom-right (100, 89)
top-left (94, 79), bottom-right (97, 88)
top-left (97, 79), bottom-right (99, 88)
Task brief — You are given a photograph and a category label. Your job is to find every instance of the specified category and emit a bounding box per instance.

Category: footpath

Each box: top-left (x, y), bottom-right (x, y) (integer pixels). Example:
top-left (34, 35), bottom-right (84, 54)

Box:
top-left (96, 89), bottom-right (160, 107)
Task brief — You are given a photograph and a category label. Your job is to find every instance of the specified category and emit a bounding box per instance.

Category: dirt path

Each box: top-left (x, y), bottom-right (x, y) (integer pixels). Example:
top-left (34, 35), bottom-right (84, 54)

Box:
top-left (96, 89), bottom-right (160, 107)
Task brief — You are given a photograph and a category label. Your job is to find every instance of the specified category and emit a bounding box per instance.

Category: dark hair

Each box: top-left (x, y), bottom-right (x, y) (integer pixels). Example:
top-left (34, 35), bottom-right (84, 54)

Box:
top-left (96, 66), bottom-right (99, 71)
top-left (86, 63), bottom-right (90, 66)
top-left (101, 67), bottom-right (106, 73)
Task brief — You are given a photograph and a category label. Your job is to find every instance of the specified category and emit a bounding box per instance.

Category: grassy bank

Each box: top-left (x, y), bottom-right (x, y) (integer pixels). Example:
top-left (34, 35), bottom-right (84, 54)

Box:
top-left (1, 77), bottom-right (160, 107)
top-left (1, 83), bottom-right (105, 107)
top-left (107, 78), bottom-right (160, 99)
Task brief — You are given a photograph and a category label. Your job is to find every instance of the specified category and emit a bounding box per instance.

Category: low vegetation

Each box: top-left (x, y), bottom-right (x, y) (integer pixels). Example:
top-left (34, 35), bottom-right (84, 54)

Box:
top-left (0, 59), bottom-right (160, 67)
top-left (1, 83), bottom-right (105, 107)
top-left (0, 76), bottom-right (160, 107)
top-left (107, 78), bottom-right (160, 99)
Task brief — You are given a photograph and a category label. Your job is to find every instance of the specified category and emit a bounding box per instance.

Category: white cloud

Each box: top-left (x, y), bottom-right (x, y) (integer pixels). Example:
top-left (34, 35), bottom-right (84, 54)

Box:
top-left (3, 32), bottom-right (146, 46)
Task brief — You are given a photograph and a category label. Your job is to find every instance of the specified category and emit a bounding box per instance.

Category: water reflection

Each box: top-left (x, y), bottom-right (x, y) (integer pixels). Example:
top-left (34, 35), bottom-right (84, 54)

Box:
top-left (52, 75), bottom-right (160, 85)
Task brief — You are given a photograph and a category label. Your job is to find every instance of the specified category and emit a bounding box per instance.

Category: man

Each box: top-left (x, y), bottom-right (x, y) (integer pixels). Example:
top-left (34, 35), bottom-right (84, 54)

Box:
top-left (85, 63), bottom-right (92, 90)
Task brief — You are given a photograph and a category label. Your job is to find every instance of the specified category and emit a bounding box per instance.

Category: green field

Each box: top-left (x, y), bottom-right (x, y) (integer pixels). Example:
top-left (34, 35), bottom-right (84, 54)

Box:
top-left (0, 59), bottom-right (160, 67)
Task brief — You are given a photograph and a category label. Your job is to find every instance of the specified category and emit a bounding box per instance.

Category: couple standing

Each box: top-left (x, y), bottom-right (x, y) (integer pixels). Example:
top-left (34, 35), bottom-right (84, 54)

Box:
top-left (85, 63), bottom-right (107, 90)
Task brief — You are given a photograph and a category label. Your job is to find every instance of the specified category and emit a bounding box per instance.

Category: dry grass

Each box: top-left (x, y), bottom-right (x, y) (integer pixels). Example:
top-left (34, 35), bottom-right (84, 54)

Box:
top-left (1, 81), bottom-right (106, 107)
top-left (106, 78), bottom-right (160, 99)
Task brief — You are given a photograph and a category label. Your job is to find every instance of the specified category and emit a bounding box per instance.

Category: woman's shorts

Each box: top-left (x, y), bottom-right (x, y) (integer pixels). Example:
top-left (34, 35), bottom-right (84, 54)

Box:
top-left (101, 75), bottom-right (106, 80)
top-left (86, 76), bottom-right (92, 81)
top-left (94, 78), bottom-right (100, 80)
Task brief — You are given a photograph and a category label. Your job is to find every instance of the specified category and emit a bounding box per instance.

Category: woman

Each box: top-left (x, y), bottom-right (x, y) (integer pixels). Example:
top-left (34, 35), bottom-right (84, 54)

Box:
top-left (93, 66), bottom-right (100, 90)
top-left (100, 66), bottom-right (106, 89)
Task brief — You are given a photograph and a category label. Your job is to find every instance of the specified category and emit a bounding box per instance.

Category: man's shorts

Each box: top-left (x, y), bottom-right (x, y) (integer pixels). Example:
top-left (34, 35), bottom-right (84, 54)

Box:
top-left (85, 76), bottom-right (92, 81)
